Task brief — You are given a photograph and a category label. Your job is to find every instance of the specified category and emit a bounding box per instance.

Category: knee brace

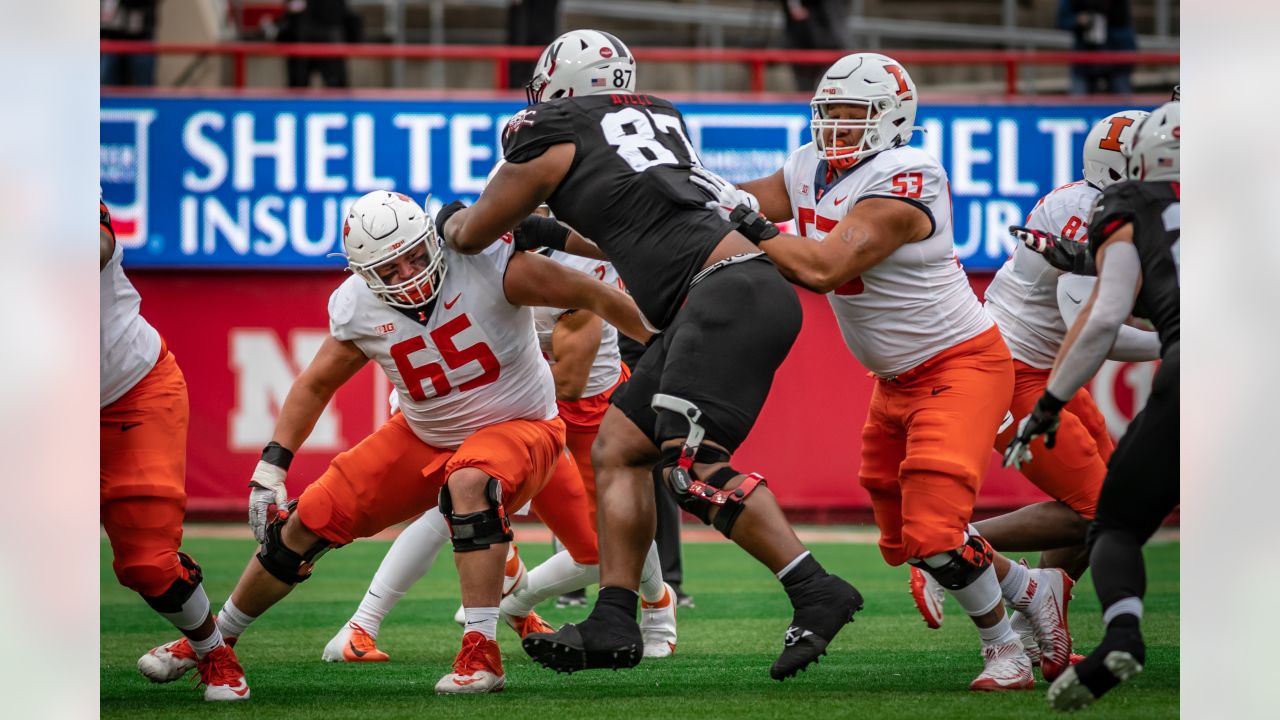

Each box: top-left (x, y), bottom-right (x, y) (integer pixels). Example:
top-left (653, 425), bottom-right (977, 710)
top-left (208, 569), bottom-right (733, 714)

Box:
top-left (256, 500), bottom-right (334, 585)
top-left (439, 476), bottom-right (513, 552)
top-left (140, 552), bottom-right (203, 614)
top-left (909, 533), bottom-right (994, 591)
top-left (654, 446), bottom-right (766, 539)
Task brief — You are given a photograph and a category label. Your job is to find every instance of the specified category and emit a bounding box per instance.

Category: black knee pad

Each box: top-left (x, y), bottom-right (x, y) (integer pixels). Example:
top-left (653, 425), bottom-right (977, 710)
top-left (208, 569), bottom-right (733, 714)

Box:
top-left (909, 534), bottom-right (994, 591)
top-left (142, 552), bottom-right (203, 614)
top-left (440, 476), bottom-right (513, 552)
top-left (256, 501), bottom-right (334, 585)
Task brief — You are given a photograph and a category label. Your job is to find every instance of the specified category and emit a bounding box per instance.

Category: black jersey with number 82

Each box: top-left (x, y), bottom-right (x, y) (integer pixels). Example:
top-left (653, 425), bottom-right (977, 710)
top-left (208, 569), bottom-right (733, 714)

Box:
top-left (501, 94), bottom-right (735, 330)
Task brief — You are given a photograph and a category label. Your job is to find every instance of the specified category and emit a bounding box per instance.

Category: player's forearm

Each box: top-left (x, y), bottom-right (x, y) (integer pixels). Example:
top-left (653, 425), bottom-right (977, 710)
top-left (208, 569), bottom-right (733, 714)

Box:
top-left (271, 381), bottom-right (337, 453)
top-left (564, 232), bottom-right (608, 260)
top-left (1107, 324), bottom-right (1162, 362)
top-left (552, 366), bottom-right (590, 401)
top-left (1047, 245), bottom-right (1141, 400)
top-left (444, 208), bottom-right (497, 255)
top-left (758, 233), bottom-right (840, 293)
top-left (588, 290), bottom-right (653, 344)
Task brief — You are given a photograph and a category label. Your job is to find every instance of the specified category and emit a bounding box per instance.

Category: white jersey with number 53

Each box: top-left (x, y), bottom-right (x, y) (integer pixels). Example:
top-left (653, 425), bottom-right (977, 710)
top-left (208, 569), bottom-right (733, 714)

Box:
top-left (782, 143), bottom-right (992, 377)
top-left (984, 180), bottom-right (1099, 368)
top-left (329, 240), bottom-right (557, 449)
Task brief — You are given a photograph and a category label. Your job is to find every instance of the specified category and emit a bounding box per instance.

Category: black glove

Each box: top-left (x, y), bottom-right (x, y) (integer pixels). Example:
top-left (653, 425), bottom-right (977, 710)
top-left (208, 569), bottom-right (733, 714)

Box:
top-left (1008, 225), bottom-right (1096, 276)
top-left (511, 214), bottom-right (570, 252)
top-left (730, 205), bottom-right (780, 245)
top-left (1002, 392), bottom-right (1067, 469)
top-left (434, 200), bottom-right (467, 244)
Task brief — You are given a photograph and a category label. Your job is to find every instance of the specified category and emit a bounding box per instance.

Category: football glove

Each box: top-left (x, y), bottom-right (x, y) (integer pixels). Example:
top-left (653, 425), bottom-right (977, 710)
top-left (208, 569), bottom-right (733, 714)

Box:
top-left (1002, 393), bottom-right (1067, 470)
top-left (249, 442), bottom-right (293, 543)
top-left (689, 166), bottom-right (777, 244)
top-left (1008, 225), bottom-right (1096, 276)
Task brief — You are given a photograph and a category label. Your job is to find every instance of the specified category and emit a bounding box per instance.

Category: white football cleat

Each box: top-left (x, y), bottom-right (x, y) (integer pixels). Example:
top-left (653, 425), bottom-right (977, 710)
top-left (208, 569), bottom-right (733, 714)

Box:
top-left (640, 582), bottom-right (678, 658)
top-left (1009, 608), bottom-right (1042, 665)
top-left (196, 643), bottom-right (251, 702)
top-left (908, 565), bottom-right (945, 629)
top-left (969, 640), bottom-right (1034, 691)
top-left (322, 621), bottom-right (390, 662)
top-left (435, 632), bottom-right (505, 695)
top-left (454, 544), bottom-right (528, 626)
top-left (1022, 568), bottom-right (1074, 681)
top-left (137, 637), bottom-right (198, 683)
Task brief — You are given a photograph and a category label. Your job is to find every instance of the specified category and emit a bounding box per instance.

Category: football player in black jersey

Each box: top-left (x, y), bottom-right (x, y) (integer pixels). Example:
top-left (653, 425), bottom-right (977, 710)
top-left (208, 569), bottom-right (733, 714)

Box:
top-left (1003, 101), bottom-right (1180, 711)
top-left (433, 29), bottom-right (863, 680)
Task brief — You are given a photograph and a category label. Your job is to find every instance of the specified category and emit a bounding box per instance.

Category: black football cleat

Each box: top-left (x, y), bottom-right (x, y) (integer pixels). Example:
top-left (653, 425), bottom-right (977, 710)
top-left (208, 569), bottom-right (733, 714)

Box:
top-left (770, 573), bottom-right (863, 680)
top-left (523, 621), bottom-right (643, 674)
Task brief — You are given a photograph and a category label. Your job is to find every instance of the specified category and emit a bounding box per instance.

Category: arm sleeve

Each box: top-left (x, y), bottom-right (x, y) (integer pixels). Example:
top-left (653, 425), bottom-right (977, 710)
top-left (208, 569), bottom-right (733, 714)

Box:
top-left (1057, 274), bottom-right (1161, 362)
top-left (1047, 242), bottom-right (1142, 400)
top-left (501, 102), bottom-right (578, 164)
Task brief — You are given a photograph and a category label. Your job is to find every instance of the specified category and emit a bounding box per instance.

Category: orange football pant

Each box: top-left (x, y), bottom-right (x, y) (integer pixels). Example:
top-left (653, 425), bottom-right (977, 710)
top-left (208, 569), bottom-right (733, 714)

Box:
top-left (296, 414), bottom-right (597, 564)
top-left (100, 344), bottom-right (197, 597)
top-left (859, 326), bottom-right (1015, 566)
top-left (992, 361), bottom-right (1113, 519)
top-left (557, 363), bottom-right (629, 531)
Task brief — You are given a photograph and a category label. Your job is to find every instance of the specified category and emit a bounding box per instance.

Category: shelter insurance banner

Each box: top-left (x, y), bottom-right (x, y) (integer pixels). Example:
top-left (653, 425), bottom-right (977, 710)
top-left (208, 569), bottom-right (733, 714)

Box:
top-left (102, 95), bottom-right (1152, 272)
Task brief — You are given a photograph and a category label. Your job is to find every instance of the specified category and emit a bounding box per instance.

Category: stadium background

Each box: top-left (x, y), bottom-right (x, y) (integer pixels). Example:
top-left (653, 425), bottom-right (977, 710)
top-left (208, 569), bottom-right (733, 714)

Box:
top-left (99, 0), bottom-right (1179, 520)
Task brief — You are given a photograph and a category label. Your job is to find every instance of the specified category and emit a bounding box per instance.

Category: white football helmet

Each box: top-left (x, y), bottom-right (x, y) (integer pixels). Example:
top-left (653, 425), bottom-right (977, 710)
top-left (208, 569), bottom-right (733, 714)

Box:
top-left (342, 191), bottom-right (447, 308)
top-left (1127, 101), bottom-right (1179, 182)
top-left (1082, 109), bottom-right (1149, 189)
top-left (525, 29), bottom-right (636, 104)
top-left (811, 53), bottom-right (919, 170)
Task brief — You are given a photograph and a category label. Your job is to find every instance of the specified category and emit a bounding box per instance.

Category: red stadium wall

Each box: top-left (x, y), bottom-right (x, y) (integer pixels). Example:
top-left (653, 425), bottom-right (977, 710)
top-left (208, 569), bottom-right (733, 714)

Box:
top-left (131, 271), bottom-right (1155, 521)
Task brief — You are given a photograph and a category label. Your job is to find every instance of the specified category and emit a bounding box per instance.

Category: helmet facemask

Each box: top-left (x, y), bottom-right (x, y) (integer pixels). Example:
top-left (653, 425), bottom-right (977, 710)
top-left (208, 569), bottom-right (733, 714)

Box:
top-left (349, 226), bottom-right (447, 309)
top-left (811, 97), bottom-right (895, 170)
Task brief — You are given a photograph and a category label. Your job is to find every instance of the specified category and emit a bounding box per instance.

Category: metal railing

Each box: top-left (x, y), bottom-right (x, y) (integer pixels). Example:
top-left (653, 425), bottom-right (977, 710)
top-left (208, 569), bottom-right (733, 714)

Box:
top-left (100, 40), bottom-right (1179, 96)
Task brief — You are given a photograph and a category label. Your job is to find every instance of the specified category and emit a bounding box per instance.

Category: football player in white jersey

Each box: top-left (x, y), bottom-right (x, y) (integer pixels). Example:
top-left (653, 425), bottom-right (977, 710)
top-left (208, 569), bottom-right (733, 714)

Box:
top-left (319, 248), bottom-right (677, 663)
top-left (908, 111), bottom-right (1162, 667)
top-left (692, 53), bottom-right (1073, 690)
top-left (101, 200), bottom-right (251, 702)
top-left (138, 191), bottom-right (652, 696)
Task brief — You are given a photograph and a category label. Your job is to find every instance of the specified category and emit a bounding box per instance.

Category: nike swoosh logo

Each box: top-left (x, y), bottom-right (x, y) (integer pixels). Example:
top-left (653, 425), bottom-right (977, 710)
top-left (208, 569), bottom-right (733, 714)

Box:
top-left (833, 195), bottom-right (849, 205)
top-left (348, 641), bottom-right (367, 657)
top-left (452, 676), bottom-right (483, 686)
top-left (444, 293), bottom-right (462, 309)
top-left (121, 422), bottom-right (142, 431)
top-left (230, 682), bottom-right (250, 697)
top-left (1065, 292), bottom-right (1082, 304)
top-left (931, 386), bottom-right (951, 395)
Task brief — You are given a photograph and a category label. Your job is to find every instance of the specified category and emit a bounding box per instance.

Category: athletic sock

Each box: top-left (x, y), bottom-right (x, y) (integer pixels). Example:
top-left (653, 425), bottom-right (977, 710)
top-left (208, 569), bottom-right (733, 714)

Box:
top-left (349, 508), bottom-right (450, 638)
top-left (215, 598), bottom-right (257, 640)
top-left (998, 560), bottom-right (1035, 610)
top-left (502, 549), bottom-right (598, 618)
top-left (976, 615), bottom-right (1020, 647)
top-left (639, 541), bottom-right (666, 604)
top-left (779, 553), bottom-right (825, 607)
top-left (188, 625), bottom-right (226, 659)
top-left (462, 607), bottom-right (500, 641)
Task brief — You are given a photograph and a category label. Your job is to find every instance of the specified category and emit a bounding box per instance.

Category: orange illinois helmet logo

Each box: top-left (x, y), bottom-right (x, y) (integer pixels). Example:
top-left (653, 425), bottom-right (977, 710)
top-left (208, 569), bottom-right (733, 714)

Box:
top-left (1098, 116), bottom-right (1136, 152)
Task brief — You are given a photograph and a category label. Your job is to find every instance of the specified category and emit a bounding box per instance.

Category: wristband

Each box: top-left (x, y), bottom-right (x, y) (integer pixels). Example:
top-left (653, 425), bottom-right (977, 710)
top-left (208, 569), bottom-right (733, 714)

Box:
top-left (729, 205), bottom-right (779, 245)
top-left (512, 214), bottom-right (570, 252)
top-left (261, 441), bottom-right (295, 471)
top-left (1036, 392), bottom-right (1068, 415)
top-left (433, 200), bottom-right (467, 243)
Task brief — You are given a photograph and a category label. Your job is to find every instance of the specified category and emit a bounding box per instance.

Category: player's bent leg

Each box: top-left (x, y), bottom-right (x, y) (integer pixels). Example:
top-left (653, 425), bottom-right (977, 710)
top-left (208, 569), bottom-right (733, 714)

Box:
top-left (523, 407), bottom-right (653, 674)
top-left (437, 469), bottom-right (511, 694)
top-left (502, 548), bottom-right (598, 637)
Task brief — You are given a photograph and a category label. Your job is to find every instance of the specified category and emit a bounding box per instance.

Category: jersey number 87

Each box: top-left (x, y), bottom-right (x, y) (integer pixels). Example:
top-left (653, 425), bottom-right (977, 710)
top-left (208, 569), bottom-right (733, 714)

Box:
top-left (600, 107), bottom-right (700, 174)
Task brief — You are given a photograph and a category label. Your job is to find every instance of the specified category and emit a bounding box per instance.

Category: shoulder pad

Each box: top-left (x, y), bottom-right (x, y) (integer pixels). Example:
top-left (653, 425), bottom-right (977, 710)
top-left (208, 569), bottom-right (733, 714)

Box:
top-left (501, 101), bottom-right (577, 164)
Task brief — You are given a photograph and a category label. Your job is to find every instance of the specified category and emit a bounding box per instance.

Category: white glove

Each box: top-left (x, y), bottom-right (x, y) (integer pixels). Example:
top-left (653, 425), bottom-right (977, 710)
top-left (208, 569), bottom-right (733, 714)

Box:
top-left (689, 166), bottom-right (760, 221)
top-left (248, 461), bottom-right (290, 544)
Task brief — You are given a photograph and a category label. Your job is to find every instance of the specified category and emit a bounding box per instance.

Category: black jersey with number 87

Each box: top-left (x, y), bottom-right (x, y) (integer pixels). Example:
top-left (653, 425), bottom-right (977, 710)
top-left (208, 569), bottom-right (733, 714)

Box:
top-left (501, 94), bottom-right (735, 330)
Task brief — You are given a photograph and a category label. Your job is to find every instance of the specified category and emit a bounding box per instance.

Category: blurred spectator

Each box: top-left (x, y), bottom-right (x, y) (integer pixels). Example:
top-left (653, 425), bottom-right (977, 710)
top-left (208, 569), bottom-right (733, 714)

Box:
top-left (1058, 0), bottom-right (1137, 95)
top-left (507, 0), bottom-right (561, 90)
top-left (778, 0), bottom-right (849, 92)
top-left (101, 0), bottom-right (160, 87)
top-left (279, 0), bottom-right (362, 88)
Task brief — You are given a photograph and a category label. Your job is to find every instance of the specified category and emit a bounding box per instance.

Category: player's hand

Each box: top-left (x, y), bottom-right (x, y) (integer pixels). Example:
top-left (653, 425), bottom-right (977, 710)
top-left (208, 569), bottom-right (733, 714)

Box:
top-left (1002, 394), bottom-right (1065, 469)
top-left (690, 165), bottom-right (760, 220)
top-left (1008, 225), bottom-right (1096, 276)
top-left (248, 461), bottom-right (289, 544)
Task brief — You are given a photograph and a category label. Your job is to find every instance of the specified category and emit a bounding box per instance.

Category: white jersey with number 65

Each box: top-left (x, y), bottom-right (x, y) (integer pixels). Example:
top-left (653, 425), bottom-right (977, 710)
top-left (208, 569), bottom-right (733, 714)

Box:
top-left (328, 240), bottom-right (557, 449)
top-left (782, 143), bottom-right (992, 378)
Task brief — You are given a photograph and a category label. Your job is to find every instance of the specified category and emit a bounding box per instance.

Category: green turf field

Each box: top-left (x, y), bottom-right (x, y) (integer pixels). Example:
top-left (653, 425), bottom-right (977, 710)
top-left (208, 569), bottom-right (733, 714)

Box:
top-left (102, 532), bottom-right (1178, 719)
